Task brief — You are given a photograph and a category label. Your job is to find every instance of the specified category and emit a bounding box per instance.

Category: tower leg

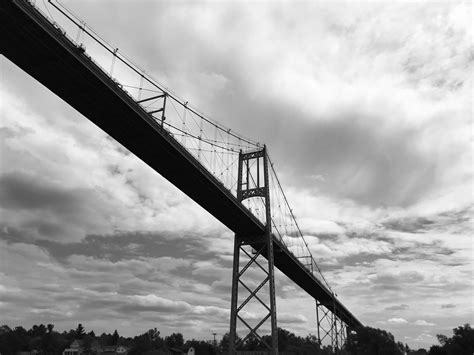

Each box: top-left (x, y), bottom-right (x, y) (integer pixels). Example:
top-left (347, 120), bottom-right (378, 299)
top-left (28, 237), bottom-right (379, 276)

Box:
top-left (228, 147), bottom-right (278, 355)
top-left (263, 146), bottom-right (278, 355)
top-left (229, 235), bottom-right (241, 355)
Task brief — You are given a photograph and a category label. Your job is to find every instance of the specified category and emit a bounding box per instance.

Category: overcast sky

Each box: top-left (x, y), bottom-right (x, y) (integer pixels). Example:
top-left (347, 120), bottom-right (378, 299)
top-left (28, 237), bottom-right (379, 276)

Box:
top-left (0, 0), bottom-right (472, 350)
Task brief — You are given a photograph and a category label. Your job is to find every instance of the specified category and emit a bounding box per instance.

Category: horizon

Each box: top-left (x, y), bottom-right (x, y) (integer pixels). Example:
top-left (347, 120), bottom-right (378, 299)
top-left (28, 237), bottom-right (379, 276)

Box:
top-left (2, 321), bottom-right (472, 350)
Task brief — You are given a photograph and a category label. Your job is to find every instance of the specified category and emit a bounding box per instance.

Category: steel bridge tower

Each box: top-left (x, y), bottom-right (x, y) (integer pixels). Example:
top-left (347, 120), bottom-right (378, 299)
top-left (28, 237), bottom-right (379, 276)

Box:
top-left (229, 146), bottom-right (278, 355)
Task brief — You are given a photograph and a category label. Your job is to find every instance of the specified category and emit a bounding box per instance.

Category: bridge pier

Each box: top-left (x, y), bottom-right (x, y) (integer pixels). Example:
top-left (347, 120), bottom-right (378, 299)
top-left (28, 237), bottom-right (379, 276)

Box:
top-left (315, 300), bottom-right (349, 353)
top-left (229, 147), bottom-right (278, 355)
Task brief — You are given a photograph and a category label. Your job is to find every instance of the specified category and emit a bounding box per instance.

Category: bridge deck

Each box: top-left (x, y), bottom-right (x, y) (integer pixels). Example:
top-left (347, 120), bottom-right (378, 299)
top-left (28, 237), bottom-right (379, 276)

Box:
top-left (1, 0), bottom-right (362, 328)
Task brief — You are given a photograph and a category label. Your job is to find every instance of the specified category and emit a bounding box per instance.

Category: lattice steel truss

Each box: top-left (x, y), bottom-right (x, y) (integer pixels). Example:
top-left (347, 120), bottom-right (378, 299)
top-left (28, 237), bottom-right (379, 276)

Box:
top-left (315, 300), bottom-right (348, 353)
top-left (229, 147), bottom-right (278, 355)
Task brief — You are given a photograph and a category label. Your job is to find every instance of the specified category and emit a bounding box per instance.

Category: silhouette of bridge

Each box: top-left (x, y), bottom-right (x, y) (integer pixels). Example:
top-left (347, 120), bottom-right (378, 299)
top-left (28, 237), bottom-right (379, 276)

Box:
top-left (1, 1), bottom-right (362, 353)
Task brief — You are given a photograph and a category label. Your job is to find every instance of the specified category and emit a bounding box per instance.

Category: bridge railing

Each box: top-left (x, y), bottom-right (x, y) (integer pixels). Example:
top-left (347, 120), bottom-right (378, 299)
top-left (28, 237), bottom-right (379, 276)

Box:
top-left (30, 0), bottom-right (335, 297)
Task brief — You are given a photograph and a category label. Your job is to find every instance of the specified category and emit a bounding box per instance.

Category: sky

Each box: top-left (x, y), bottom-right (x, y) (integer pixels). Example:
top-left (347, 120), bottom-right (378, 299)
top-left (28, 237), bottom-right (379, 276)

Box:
top-left (0, 0), bottom-right (473, 350)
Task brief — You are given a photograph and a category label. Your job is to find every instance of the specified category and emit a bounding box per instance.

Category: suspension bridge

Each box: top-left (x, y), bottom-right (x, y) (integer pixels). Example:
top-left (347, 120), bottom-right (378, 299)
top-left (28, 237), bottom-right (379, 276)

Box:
top-left (1, 0), bottom-right (363, 353)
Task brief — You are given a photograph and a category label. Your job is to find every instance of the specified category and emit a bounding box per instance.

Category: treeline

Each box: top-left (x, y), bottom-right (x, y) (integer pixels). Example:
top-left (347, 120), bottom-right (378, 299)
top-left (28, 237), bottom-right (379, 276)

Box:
top-left (0, 324), bottom-right (214, 355)
top-left (427, 324), bottom-right (474, 355)
top-left (346, 324), bottom-right (473, 355)
top-left (222, 328), bottom-right (334, 354)
top-left (0, 325), bottom-right (329, 354)
top-left (0, 322), bottom-right (472, 355)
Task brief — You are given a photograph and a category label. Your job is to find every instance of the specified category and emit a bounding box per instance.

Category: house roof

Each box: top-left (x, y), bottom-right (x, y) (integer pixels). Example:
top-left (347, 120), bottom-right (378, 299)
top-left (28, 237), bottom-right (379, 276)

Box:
top-left (70, 339), bottom-right (85, 347)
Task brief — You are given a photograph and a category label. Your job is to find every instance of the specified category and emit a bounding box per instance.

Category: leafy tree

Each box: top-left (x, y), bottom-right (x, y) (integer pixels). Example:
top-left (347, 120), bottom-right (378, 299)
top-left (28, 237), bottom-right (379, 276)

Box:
top-left (240, 328), bottom-right (328, 354)
top-left (165, 332), bottom-right (184, 349)
top-left (98, 332), bottom-right (113, 347)
top-left (185, 339), bottom-right (217, 355)
top-left (408, 348), bottom-right (428, 355)
top-left (147, 328), bottom-right (161, 343)
top-left (127, 328), bottom-right (164, 355)
top-left (129, 330), bottom-right (155, 354)
top-left (347, 326), bottom-right (405, 355)
top-left (277, 327), bottom-right (297, 351)
top-left (219, 332), bottom-right (242, 352)
top-left (29, 324), bottom-right (47, 338)
top-left (241, 333), bottom-right (259, 351)
top-left (428, 345), bottom-right (447, 355)
top-left (429, 324), bottom-right (474, 355)
top-left (82, 334), bottom-right (96, 355)
top-left (42, 329), bottom-right (62, 355)
top-left (0, 326), bottom-right (29, 354)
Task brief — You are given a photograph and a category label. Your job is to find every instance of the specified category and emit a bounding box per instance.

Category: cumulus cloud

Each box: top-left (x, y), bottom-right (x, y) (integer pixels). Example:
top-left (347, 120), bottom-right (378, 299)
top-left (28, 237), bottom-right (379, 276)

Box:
top-left (278, 313), bottom-right (308, 324)
top-left (385, 304), bottom-right (410, 311)
top-left (415, 320), bottom-right (436, 326)
top-left (388, 318), bottom-right (408, 324)
top-left (125, 294), bottom-right (191, 313)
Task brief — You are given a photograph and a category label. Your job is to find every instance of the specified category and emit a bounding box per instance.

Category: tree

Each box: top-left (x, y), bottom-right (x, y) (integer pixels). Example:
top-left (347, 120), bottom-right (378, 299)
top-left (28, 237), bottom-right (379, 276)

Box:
top-left (165, 332), bottom-right (184, 349)
top-left (75, 324), bottom-right (86, 339)
top-left (29, 324), bottom-right (47, 337)
top-left (428, 345), bottom-right (447, 355)
top-left (301, 333), bottom-right (322, 354)
top-left (184, 339), bottom-right (216, 355)
top-left (409, 348), bottom-right (428, 355)
top-left (8, 322), bottom-right (472, 355)
top-left (277, 327), bottom-right (297, 351)
top-left (219, 332), bottom-right (241, 352)
top-left (129, 329), bottom-right (158, 355)
top-left (111, 330), bottom-right (119, 345)
top-left (82, 334), bottom-right (96, 355)
top-left (243, 333), bottom-right (264, 351)
top-left (47, 324), bottom-right (54, 334)
top-left (147, 328), bottom-right (161, 343)
top-left (429, 324), bottom-right (474, 355)
top-left (346, 326), bottom-right (405, 355)
top-left (0, 326), bottom-right (29, 353)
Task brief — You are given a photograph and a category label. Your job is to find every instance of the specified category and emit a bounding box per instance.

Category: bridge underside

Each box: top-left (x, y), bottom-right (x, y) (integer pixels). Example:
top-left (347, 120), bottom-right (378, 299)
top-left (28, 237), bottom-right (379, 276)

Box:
top-left (1, 0), bottom-right (362, 328)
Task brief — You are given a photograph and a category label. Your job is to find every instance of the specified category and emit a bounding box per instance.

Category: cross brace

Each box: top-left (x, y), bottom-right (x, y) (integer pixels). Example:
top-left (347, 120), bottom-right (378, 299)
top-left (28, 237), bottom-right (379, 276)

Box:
top-left (229, 147), bottom-right (278, 355)
top-left (315, 300), bottom-right (349, 353)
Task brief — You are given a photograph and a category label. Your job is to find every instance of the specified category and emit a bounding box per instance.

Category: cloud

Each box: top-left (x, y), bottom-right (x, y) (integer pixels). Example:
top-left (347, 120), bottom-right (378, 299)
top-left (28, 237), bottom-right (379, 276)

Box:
top-left (441, 304), bottom-right (456, 309)
top-left (300, 220), bottom-right (346, 237)
top-left (382, 216), bottom-right (435, 233)
top-left (388, 318), bottom-right (408, 324)
top-left (0, 82), bottom-right (225, 244)
top-left (0, 172), bottom-right (87, 213)
top-left (278, 313), bottom-right (308, 325)
top-left (0, 239), bottom-right (232, 337)
top-left (385, 304), bottom-right (409, 311)
top-left (124, 294), bottom-right (192, 313)
top-left (415, 320), bottom-right (436, 326)
top-left (31, 231), bottom-right (217, 263)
